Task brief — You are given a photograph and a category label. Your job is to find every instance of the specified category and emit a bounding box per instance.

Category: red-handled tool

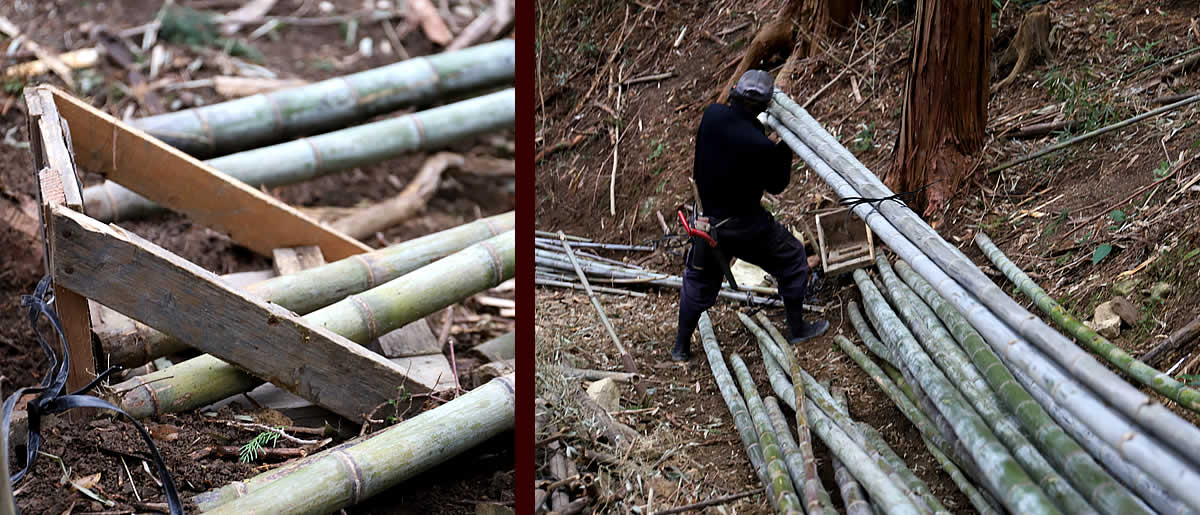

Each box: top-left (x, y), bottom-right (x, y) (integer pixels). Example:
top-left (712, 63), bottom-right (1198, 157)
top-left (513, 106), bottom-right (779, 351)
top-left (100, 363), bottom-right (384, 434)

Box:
top-left (678, 211), bottom-right (717, 247)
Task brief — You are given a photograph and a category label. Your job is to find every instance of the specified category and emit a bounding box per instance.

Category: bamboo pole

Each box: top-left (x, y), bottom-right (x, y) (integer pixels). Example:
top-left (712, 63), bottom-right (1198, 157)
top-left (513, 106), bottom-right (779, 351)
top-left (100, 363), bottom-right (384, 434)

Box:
top-left (534, 251), bottom-right (786, 307)
top-left (894, 259), bottom-right (1157, 515)
top-left (762, 397), bottom-right (835, 515)
top-left (827, 381), bottom-right (948, 515)
top-left (762, 107), bottom-right (1200, 513)
top-left (201, 374), bottom-right (514, 514)
top-left (826, 389), bottom-right (874, 515)
top-left (741, 316), bottom-right (926, 514)
top-left (854, 270), bottom-right (1060, 515)
top-left (976, 232), bottom-right (1200, 414)
top-left (729, 355), bottom-right (804, 514)
top-left (109, 231), bottom-right (514, 419)
top-left (768, 91), bottom-right (1200, 471)
top-left (99, 212), bottom-right (513, 368)
top-left (834, 335), bottom-right (1002, 515)
top-left (556, 232), bottom-right (646, 399)
top-left (85, 89), bottom-right (515, 222)
top-left (697, 313), bottom-right (771, 496)
top-left (750, 313), bottom-right (836, 514)
top-left (133, 40), bottom-right (514, 158)
top-left (875, 257), bottom-right (1097, 515)
top-left (757, 340), bottom-right (919, 515)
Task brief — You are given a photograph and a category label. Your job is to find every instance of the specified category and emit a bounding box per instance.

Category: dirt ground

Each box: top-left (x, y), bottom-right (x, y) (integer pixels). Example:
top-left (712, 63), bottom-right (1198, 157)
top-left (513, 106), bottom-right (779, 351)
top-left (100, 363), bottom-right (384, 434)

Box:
top-left (536, 0), bottom-right (1200, 512)
top-left (1, 0), bottom-right (514, 512)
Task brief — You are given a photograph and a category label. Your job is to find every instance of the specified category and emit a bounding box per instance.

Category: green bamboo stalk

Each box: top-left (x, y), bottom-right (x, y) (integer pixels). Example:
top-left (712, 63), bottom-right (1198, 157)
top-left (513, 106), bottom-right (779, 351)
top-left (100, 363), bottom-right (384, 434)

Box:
top-left (86, 89), bottom-right (515, 222)
top-left (826, 389), bottom-right (876, 515)
top-left (828, 383), bottom-right (948, 515)
top-left (856, 298), bottom-right (977, 480)
top-left (834, 334), bottom-right (1002, 515)
top-left (201, 374), bottom-right (514, 514)
top-left (893, 260), bottom-right (1158, 515)
top-left (100, 212), bottom-right (514, 368)
top-left (110, 231), bottom-right (514, 419)
top-left (847, 301), bottom-right (899, 368)
top-left (854, 269), bottom-right (1061, 515)
top-left (740, 315), bottom-right (930, 514)
top-left (697, 313), bottom-right (771, 497)
top-left (875, 257), bottom-right (1097, 515)
top-left (768, 350), bottom-right (921, 515)
top-left (975, 232), bottom-right (1200, 414)
top-left (729, 355), bottom-right (805, 514)
top-left (134, 40), bottom-right (515, 158)
top-left (763, 396), bottom-right (835, 515)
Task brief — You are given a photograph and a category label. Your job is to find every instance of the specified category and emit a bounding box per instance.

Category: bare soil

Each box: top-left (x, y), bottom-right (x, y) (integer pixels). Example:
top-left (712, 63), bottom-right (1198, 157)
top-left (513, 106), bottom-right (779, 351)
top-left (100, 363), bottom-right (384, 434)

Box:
top-left (2, 0), bottom-right (514, 512)
top-left (536, 0), bottom-right (1200, 512)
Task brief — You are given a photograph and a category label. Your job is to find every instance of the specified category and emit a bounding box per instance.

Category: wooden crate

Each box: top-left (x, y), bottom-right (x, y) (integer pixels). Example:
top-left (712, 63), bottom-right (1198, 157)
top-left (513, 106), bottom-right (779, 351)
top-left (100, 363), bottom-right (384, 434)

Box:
top-left (816, 208), bottom-right (875, 276)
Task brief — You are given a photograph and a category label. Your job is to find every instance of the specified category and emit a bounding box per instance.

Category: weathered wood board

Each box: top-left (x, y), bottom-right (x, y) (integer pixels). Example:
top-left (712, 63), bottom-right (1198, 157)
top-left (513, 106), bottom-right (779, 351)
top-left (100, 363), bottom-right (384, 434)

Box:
top-left (42, 85), bottom-right (370, 261)
top-left (49, 204), bottom-right (420, 422)
top-left (25, 87), bottom-right (96, 411)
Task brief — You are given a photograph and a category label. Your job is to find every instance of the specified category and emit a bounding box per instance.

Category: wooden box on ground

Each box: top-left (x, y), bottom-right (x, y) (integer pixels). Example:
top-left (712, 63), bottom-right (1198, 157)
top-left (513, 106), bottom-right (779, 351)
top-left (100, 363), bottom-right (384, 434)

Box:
top-left (816, 208), bottom-right (875, 276)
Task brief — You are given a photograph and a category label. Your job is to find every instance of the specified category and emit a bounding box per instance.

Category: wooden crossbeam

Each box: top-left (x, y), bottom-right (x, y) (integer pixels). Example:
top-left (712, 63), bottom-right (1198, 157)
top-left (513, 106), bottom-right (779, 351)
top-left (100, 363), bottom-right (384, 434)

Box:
top-left (25, 88), bottom-right (96, 416)
top-left (48, 204), bottom-right (421, 422)
top-left (40, 85), bottom-right (371, 261)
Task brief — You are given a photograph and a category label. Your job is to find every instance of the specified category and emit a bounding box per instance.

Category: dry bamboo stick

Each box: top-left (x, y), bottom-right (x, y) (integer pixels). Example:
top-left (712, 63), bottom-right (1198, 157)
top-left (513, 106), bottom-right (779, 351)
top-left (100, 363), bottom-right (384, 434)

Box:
top-left (110, 231), bottom-right (514, 419)
top-left (98, 212), bottom-right (513, 368)
top-left (201, 375), bottom-right (514, 513)
top-left (132, 40), bottom-right (514, 157)
top-left (556, 232), bottom-right (646, 399)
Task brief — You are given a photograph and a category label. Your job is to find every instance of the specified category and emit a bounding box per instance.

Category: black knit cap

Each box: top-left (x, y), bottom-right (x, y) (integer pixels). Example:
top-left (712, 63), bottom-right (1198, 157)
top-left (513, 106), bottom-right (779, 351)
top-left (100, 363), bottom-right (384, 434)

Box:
top-left (733, 69), bottom-right (773, 104)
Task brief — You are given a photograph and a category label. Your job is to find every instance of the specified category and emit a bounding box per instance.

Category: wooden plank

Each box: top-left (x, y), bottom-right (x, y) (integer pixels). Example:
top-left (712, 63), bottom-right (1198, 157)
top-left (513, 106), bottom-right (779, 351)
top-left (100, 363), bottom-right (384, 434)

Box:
top-left (48, 204), bottom-right (422, 423)
top-left (41, 86), bottom-right (371, 261)
top-left (25, 87), bottom-right (96, 418)
top-left (272, 245), bottom-right (327, 276)
top-left (390, 354), bottom-right (455, 392)
top-left (374, 320), bottom-right (441, 358)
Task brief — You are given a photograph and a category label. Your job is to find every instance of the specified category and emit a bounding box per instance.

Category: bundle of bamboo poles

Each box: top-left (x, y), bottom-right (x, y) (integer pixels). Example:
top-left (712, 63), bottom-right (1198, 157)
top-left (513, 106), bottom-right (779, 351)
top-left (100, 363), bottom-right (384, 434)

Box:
top-left (133, 40), bottom-right (514, 158)
top-left (760, 89), bottom-right (1200, 513)
top-left (109, 229), bottom-right (514, 419)
top-left (85, 88), bottom-right (515, 222)
top-left (535, 247), bottom-right (791, 307)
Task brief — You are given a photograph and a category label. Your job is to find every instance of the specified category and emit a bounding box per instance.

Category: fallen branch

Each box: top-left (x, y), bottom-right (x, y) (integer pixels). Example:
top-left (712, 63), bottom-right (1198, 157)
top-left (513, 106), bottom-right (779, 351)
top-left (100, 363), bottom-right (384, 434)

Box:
top-left (331, 153), bottom-right (464, 239)
top-left (655, 488), bottom-right (765, 514)
top-left (989, 94), bottom-right (1200, 175)
top-left (1140, 319), bottom-right (1200, 368)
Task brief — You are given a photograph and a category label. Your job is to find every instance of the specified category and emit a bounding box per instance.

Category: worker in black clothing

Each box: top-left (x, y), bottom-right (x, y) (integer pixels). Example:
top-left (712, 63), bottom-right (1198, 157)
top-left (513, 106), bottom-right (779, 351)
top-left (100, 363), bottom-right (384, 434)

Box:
top-left (672, 69), bottom-right (829, 361)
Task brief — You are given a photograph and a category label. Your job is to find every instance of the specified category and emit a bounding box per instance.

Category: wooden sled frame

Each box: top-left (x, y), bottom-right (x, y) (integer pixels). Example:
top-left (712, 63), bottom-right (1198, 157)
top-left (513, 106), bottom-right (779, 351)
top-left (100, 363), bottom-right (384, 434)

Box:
top-left (24, 85), bottom-right (435, 423)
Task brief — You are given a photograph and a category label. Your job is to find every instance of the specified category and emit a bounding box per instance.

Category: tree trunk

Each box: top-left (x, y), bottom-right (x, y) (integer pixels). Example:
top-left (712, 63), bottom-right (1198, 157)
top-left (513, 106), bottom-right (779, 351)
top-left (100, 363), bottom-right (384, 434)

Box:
top-left (889, 0), bottom-right (989, 216)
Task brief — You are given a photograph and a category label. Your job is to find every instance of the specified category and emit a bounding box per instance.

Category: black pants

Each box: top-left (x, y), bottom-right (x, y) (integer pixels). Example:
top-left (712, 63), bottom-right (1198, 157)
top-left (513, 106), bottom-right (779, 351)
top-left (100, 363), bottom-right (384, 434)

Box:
top-left (675, 215), bottom-right (811, 350)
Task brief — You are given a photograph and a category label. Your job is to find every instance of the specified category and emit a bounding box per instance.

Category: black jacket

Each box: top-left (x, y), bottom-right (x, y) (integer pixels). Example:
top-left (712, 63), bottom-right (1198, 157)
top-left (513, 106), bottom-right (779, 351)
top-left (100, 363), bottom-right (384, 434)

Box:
top-left (692, 103), bottom-right (793, 220)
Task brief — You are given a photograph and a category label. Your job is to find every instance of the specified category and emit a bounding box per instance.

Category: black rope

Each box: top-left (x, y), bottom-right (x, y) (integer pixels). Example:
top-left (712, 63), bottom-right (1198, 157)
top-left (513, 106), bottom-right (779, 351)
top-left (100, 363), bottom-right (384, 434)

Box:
top-left (2, 276), bottom-right (183, 515)
top-left (837, 180), bottom-right (941, 210)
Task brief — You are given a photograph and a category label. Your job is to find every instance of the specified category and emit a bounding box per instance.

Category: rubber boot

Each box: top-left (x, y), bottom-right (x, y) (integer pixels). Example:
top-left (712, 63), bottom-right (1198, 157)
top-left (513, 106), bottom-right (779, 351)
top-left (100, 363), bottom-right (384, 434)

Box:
top-left (789, 319), bottom-right (830, 345)
top-left (671, 334), bottom-right (692, 361)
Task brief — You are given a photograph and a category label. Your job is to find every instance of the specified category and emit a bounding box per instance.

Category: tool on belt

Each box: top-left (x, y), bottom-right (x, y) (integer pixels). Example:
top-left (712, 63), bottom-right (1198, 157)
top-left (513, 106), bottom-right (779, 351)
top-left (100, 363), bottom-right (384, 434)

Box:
top-left (678, 210), bottom-right (739, 290)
